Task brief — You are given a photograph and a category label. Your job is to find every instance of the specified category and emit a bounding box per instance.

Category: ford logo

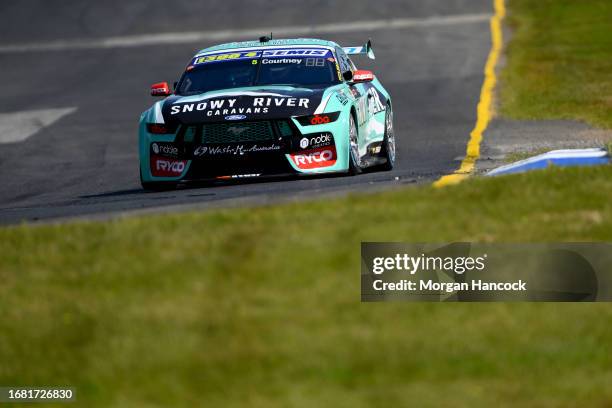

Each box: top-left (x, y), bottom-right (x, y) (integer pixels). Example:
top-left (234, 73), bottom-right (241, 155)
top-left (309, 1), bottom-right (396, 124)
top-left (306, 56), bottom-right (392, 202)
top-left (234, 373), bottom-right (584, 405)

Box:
top-left (225, 114), bottom-right (247, 121)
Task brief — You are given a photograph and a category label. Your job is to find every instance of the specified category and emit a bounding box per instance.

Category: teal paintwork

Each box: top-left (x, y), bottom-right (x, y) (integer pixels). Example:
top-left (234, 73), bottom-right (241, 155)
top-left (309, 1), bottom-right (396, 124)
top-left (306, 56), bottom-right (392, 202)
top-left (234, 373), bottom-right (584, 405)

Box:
top-left (139, 38), bottom-right (393, 184)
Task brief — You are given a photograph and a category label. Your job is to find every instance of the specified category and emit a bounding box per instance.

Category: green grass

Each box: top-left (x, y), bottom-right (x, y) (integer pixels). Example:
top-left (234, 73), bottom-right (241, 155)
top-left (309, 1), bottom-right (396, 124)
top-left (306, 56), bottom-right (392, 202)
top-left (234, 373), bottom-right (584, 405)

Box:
top-left (501, 0), bottom-right (612, 128)
top-left (2, 2), bottom-right (612, 406)
top-left (2, 164), bottom-right (612, 407)
top-left (504, 148), bottom-right (551, 163)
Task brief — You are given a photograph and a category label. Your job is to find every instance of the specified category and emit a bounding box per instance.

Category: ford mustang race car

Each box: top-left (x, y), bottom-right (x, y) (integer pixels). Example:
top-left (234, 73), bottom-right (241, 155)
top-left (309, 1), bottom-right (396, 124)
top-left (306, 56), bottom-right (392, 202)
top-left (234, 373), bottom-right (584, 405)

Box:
top-left (139, 37), bottom-right (395, 190)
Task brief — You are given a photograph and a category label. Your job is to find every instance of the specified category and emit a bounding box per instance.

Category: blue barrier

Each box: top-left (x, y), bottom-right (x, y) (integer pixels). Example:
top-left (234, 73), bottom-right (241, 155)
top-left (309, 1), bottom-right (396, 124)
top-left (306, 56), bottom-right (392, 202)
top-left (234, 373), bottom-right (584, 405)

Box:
top-left (487, 148), bottom-right (610, 176)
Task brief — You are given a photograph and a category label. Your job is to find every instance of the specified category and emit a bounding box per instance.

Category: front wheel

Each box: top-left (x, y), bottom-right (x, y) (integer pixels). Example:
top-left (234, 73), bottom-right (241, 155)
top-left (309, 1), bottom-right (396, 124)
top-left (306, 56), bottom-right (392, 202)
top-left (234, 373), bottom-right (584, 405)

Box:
top-left (379, 106), bottom-right (396, 171)
top-left (140, 168), bottom-right (177, 191)
top-left (348, 114), bottom-right (362, 175)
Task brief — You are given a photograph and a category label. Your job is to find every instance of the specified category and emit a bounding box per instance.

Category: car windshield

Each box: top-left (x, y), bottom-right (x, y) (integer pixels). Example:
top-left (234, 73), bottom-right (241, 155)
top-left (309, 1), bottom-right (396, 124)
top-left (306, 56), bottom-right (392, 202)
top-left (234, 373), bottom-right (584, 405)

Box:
top-left (176, 49), bottom-right (341, 95)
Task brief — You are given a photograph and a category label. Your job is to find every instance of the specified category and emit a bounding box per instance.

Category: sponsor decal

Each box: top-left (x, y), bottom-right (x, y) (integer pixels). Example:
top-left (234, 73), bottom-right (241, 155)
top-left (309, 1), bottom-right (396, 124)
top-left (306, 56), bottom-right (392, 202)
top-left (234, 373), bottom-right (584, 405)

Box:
top-left (193, 143), bottom-right (281, 157)
top-left (150, 142), bottom-right (179, 158)
top-left (262, 58), bottom-right (302, 64)
top-left (216, 173), bottom-right (262, 180)
top-left (193, 51), bottom-right (259, 65)
top-left (335, 91), bottom-right (349, 105)
top-left (356, 86), bottom-right (386, 126)
top-left (262, 48), bottom-right (329, 57)
top-left (296, 132), bottom-right (334, 150)
top-left (367, 87), bottom-right (385, 115)
top-left (171, 96), bottom-right (311, 120)
top-left (335, 61), bottom-right (342, 81)
top-left (225, 114), bottom-right (247, 121)
top-left (309, 115), bottom-right (331, 125)
top-left (191, 48), bottom-right (331, 66)
top-left (343, 46), bottom-right (364, 54)
top-left (353, 71), bottom-right (374, 81)
top-left (290, 145), bottom-right (337, 170)
top-left (164, 90), bottom-right (323, 124)
top-left (150, 155), bottom-right (187, 177)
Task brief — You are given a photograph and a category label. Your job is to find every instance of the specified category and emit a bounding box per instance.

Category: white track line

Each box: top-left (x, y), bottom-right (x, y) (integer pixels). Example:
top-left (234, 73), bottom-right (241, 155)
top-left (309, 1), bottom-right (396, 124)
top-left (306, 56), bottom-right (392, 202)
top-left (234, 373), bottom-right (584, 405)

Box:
top-left (0, 13), bottom-right (491, 53)
top-left (0, 107), bottom-right (77, 143)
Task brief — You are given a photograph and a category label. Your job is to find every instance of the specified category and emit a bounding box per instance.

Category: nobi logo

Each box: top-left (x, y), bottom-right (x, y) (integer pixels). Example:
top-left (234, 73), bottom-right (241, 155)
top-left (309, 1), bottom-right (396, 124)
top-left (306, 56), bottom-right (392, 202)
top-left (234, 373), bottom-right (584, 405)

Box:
top-left (298, 133), bottom-right (333, 150)
top-left (151, 143), bottom-right (179, 157)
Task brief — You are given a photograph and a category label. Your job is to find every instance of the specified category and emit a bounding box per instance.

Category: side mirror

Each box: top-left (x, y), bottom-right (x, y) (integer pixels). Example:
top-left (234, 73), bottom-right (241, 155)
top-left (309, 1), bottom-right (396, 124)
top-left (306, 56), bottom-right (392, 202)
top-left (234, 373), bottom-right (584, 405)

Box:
top-left (151, 82), bottom-right (171, 97)
top-left (342, 71), bottom-right (353, 81)
top-left (352, 70), bottom-right (374, 83)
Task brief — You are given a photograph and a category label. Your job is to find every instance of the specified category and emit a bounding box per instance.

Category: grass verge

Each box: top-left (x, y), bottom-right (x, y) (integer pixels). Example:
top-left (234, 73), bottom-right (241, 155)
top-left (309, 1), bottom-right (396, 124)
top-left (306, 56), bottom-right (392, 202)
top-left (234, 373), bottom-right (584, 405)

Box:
top-left (504, 148), bottom-right (551, 163)
top-left (501, 0), bottom-right (612, 128)
top-left (3, 1), bottom-right (612, 406)
top-left (2, 165), bottom-right (612, 407)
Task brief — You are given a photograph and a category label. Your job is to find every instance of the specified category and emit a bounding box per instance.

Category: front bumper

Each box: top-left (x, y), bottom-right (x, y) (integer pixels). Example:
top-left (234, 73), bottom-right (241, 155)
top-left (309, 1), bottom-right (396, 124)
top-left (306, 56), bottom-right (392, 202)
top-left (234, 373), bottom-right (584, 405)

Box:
top-left (139, 114), bottom-right (350, 183)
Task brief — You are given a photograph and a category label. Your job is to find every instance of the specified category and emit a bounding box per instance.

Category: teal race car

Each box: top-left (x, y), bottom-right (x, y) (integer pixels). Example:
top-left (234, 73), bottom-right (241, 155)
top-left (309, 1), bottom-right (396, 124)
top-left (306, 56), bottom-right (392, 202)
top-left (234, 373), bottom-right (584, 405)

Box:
top-left (139, 37), bottom-right (395, 190)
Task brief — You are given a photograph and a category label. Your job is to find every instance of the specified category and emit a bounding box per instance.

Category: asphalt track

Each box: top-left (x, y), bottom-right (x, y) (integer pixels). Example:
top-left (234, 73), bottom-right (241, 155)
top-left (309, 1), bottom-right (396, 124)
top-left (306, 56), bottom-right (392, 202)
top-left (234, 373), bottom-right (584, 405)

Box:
top-left (0, 0), bottom-right (492, 224)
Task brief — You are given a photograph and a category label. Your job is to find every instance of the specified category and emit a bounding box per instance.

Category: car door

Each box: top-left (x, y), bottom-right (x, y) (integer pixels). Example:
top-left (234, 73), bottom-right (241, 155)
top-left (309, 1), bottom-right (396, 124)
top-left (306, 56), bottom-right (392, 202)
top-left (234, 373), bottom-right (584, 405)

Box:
top-left (335, 47), bottom-right (371, 155)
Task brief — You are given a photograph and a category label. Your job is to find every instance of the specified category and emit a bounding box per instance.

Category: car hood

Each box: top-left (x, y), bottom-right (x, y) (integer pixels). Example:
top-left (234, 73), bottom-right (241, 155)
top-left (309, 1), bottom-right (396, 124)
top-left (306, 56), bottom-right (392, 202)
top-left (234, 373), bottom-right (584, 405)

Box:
top-left (161, 86), bottom-right (328, 124)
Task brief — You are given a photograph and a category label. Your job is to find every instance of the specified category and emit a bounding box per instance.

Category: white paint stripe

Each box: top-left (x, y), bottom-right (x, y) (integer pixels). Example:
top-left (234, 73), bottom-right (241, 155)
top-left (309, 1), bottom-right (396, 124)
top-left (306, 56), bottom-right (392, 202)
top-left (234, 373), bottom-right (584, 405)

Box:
top-left (0, 107), bottom-right (77, 144)
top-left (0, 13), bottom-right (491, 54)
top-left (314, 93), bottom-right (334, 114)
top-left (153, 102), bottom-right (164, 124)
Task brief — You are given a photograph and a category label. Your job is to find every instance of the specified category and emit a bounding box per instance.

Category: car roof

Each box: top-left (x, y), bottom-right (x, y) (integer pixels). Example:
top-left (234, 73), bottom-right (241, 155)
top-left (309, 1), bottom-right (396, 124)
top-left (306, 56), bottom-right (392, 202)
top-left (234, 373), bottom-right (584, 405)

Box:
top-left (194, 38), bottom-right (341, 56)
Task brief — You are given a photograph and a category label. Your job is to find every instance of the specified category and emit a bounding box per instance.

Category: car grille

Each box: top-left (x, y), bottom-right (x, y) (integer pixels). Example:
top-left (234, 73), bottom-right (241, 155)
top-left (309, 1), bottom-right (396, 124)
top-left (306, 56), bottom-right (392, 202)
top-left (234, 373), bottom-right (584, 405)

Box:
top-left (202, 121), bottom-right (275, 144)
top-left (174, 119), bottom-right (301, 178)
top-left (277, 120), bottom-right (293, 137)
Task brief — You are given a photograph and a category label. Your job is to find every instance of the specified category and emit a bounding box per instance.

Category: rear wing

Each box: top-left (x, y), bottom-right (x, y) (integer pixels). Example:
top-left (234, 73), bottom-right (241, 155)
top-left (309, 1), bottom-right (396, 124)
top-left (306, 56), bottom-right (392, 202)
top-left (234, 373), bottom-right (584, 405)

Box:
top-left (342, 39), bottom-right (375, 60)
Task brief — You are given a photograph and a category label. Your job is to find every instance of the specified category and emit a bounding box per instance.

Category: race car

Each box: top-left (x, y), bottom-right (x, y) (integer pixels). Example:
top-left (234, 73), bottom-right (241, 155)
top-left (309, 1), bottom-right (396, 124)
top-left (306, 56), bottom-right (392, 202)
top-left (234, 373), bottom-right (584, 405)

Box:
top-left (139, 37), bottom-right (395, 190)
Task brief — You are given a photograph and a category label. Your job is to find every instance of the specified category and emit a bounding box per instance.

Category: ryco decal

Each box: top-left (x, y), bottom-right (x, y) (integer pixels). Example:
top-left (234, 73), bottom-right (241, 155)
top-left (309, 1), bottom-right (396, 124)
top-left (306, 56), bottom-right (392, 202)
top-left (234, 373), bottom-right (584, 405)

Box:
top-left (290, 146), bottom-right (337, 170)
top-left (150, 155), bottom-right (187, 177)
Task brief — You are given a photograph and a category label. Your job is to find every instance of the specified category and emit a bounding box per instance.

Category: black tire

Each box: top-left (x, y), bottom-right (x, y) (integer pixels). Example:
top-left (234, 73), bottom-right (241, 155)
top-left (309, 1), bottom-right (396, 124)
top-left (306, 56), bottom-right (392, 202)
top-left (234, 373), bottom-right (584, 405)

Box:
top-left (379, 106), bottom-right (396, 171)
top-left (348, 113), bottom-right (362, 175)
top-left (140, 168), bottom-right (178, 191)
